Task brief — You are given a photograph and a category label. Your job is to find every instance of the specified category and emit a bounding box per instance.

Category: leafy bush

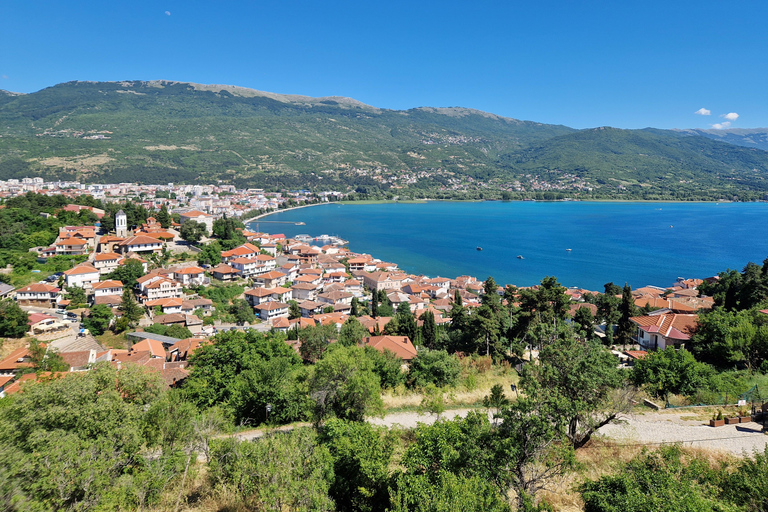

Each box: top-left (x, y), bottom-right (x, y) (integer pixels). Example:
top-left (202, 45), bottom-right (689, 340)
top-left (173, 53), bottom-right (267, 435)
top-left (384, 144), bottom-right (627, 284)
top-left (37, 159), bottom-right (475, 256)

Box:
top-left (208, 429), bottom-right (335, 511)
top-left (408, 349), bottom-right (462, 388)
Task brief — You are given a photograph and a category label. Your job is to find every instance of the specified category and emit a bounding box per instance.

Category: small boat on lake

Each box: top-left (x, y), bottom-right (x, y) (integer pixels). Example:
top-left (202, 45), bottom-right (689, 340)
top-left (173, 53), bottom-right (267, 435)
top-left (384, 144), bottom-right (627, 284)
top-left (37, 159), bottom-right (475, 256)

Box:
top-left (517, 255), bottom-right (524, 259)
top-left (476, 246), bottom-right (483, 251)
top-left (566, 248), bottom-right (572, 252)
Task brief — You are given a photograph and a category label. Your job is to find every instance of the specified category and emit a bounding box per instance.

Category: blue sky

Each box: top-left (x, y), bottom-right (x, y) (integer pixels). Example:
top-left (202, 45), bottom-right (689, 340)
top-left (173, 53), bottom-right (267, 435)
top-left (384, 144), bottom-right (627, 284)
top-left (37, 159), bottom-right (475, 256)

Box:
top-left (1, 1), bottom-right (766, 129)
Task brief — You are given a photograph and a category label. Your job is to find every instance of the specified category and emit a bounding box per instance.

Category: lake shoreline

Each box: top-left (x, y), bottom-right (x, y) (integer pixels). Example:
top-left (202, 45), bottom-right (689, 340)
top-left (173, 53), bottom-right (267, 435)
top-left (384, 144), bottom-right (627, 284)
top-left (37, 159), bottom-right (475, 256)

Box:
top-left (244, 201), bottom-right (768, 290)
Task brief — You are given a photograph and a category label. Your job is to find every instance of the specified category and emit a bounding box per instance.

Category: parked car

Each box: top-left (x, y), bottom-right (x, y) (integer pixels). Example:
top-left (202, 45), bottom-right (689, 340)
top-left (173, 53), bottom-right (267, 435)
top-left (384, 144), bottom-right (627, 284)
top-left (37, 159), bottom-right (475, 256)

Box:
top-left (55, 308), bottom-right (67, 315)
top-left (66, 312), bottom-right (78, 319)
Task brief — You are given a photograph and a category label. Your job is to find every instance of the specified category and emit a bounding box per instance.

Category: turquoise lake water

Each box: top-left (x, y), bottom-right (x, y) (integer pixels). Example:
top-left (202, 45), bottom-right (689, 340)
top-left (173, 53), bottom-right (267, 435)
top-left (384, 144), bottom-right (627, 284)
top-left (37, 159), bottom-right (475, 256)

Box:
top-left (247, 201), bottom-right (768, 291)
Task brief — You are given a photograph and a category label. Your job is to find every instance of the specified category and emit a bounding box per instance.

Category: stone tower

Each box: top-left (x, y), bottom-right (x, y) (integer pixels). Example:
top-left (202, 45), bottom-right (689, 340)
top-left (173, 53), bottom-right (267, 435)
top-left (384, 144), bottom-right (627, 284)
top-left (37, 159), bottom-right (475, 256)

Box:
top-left (115, 210), bottom-right (128, 237)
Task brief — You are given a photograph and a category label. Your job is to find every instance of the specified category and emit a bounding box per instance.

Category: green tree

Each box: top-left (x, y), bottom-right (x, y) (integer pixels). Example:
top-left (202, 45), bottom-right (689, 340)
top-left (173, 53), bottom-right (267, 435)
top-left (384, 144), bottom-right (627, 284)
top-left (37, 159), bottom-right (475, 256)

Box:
top-left (482, 383), bottom-right (511, 423)
top-left (155, 204), bottom-right (171, 229)
top-left (82, 304), bottom-right (113, 335)
top-left (421, 310), bottom-right (438, 349)
top-left (0, 364), bottom-right (170, 511)
top-left (616, 283), bottom-right (638, 347)
top-left (229, 298), bottom-right (256, 325)
top-left (338, 316), bottom-right (369, 347)
top-left (408, 349), bottom-right (462, 388)
top-left (597, 283), bottom-right (621, 344)
top-left (0, 299), bottom-right (29, 338)
top-left (580, 446), bottom-right (734, 512)
top-left (309, 345), bottom-right (384, 424)
top-left (107, 258), bottom-right (146, 289)
top-left (521, 335), bottom-right (628, 449)
top-left (496, 398), bottom-right (577, 509)
top-left (183, 330), bottom-right (305, 424)
top-left (573, 305), bottom-right (597, 341)
top-left (364, 346), bottom-right (406, 389)
top-left (512, 276), bottom-right (570, 352)
top-left (208, 429), bottom-right (334, 511)
top-left (320, 419), bottom-right (396, 512)
top-left (118, 286), bottom-right (143, 326)
top-left (65, 286), bottom-right (87, 307)
top-left (371, 292), bottom-right (379, 318)
top-left (179, 220), bottom-right (207, 243)
top-left (630, 348), bottom-right (714, 402)
top-left (465, 276), bottom-right (510, 357)
top-left (288, 300), bottom-right (301, 319)
top-left (690, 307), bottom-right (768, 370)
top-left (196, 240), bottom-right (222, 266)
top-left (299, 323), bottom-right (337, 363)
top-left (26, 338), bottom-right (70, 373)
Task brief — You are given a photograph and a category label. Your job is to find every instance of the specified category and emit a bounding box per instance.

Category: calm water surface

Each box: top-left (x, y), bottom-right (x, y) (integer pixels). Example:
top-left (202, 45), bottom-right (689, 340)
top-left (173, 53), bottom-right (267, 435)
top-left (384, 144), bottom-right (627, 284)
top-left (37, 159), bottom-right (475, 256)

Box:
top-left (248, 201), bottom-right (768, 290)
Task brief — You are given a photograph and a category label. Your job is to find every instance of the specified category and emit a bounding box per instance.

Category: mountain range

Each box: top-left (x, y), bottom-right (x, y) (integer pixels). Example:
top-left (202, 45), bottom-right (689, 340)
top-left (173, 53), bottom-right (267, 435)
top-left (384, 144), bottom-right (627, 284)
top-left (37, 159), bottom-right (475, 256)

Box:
top-left (1, 80), bottom-right (767, 200)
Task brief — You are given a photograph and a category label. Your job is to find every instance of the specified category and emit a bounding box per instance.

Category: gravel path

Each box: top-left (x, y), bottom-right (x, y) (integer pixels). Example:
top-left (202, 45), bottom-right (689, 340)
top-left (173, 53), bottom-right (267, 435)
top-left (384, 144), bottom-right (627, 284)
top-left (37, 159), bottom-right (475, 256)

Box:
top-left (597, 411), bottom-right (768, 456)
top-left (229, 408), bottom-right (768, 457)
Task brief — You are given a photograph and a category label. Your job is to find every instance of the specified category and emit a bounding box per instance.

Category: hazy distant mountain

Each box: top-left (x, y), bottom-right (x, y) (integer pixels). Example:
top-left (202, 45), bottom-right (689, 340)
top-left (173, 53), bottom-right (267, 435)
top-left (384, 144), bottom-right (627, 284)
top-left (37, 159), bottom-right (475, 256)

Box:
top-left (0, 80), bottom-right (767, 200)
top-left (675, 128), bottom-right (768, 152)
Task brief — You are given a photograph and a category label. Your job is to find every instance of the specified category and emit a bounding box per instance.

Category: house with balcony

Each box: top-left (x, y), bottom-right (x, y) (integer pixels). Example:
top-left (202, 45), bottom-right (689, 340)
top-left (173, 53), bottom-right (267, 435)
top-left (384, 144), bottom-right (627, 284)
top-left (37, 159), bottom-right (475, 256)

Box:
top-left (15, 283), bottom-right (59, 308)
top-left (93, 252), bottom-right (122, 275)
top-left (254, 301), bottom-right (290, 321)
top-left (117, 235), bottom-right (164, 255)
top-left (91, 280), bottom-right (124, 298)
top-left (253, 270), bottom-right (288, 288)
top-left (630, 313), bottom-right (698, 351)
top-left (318, 290), bottom-right (354, 306)
top-left (172, 266), bottom-right (208, 286)
top-left (229, 257), bottom-right (260, 278)
top-left (53, 237), bottom-right (89, 256)
top-left (140, 278), bottom-right (183, 303)
top-left (221, 243), bottom-right (261, 262)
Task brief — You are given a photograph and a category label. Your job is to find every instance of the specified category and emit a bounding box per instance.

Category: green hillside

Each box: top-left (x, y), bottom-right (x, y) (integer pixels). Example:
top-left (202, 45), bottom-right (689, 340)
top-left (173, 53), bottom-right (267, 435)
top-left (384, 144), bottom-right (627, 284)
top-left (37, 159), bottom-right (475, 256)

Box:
top-left (500, 127), bottom-right (768, 200)
top-left (1, 80), bottom-right (767, 200)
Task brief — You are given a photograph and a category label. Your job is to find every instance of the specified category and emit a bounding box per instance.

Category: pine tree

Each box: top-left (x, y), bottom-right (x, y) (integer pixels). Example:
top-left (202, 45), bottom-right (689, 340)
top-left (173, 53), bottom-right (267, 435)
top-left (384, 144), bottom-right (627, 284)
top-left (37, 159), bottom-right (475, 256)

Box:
top-left (616, 283), bottom-right (637, 347)
top-left (156, 204), bottom-right (171, 229)
top-left (118, 287), bottom-right (143, 326)
top-left (421, 310), bottom-right (438, 349)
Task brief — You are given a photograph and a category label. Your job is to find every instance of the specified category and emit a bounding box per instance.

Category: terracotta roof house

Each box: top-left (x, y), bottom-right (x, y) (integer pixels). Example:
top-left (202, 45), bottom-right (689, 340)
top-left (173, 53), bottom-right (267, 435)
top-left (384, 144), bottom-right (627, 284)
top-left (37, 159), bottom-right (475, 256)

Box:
top-left (254, 301), bottom-right (290, 321)
top-left (117, 235), bottom-right (164, 255)
top-left (630, 313), bottom-right (698, 351)
top-left (15, 283), bottom-right (59, 308)
top-left (253, 270), bottom-right (288, 288)
top-left (92, 280), bottom-right (124, 297)
top-left (211, 263), bottom-right (239, 281)
top-left (364, 335), bottom-right (418, 361)
top-left (93, 251), bottom-right (123, 274)
top-left (172, 266), bottom-right (207, 286)
top-left (63, 263), bottom-right (100, 289)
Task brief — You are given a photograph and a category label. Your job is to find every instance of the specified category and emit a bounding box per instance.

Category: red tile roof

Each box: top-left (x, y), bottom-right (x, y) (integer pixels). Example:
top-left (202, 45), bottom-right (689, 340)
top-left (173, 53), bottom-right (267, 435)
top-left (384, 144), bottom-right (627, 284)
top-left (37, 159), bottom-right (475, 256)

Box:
top-left (365, 335), bottom-right (418, 360)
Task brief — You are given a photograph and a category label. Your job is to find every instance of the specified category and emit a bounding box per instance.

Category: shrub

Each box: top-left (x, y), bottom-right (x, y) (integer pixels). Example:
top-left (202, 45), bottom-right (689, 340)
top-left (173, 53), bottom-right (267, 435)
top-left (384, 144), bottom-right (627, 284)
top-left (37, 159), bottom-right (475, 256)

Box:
top-left (408, 349), bottom-right (462, 388)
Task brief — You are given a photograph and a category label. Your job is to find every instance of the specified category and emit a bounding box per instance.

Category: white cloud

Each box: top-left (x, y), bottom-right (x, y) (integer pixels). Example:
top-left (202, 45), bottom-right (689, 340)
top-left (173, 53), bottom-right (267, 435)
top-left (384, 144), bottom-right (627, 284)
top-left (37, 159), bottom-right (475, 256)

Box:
top-left (694, 108), bottom-right (711, 116)
top-left (711, 121), bottom-right (731, 130)
top-left (722, 112), bottom-right (739, 121)
top-left (165, 10), bottom-right (171, 15)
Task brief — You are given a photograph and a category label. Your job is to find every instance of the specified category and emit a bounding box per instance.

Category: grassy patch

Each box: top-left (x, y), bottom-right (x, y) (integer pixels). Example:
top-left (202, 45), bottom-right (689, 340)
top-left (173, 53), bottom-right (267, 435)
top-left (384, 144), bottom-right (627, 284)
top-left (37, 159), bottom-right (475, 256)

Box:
top-left (96, 330), bottom-right (130, 349)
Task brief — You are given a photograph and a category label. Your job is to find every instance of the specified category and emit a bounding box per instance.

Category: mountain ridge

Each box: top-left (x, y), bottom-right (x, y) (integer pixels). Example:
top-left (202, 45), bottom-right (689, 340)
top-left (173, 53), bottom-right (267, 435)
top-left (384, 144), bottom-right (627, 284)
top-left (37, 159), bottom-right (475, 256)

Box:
top-left (0, 80), bottom-right (767, 200)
